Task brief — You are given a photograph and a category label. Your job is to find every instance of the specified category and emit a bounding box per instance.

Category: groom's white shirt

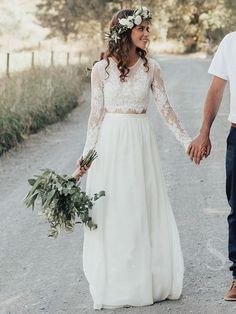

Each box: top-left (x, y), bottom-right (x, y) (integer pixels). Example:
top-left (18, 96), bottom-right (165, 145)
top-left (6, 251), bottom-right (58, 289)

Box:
top-left (208, 31), bottom-right (236, 123)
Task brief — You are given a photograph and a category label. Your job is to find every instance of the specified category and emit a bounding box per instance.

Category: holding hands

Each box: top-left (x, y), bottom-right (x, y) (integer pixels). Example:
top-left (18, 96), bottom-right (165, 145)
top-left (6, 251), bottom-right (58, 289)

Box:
top-left (186, 76), bottom-right (227, 165)
top-left (187, 133), bottom-right (211, 165)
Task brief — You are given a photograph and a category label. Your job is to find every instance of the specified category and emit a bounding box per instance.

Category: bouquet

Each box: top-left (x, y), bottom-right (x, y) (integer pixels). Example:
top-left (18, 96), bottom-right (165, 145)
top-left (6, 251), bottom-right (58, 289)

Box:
top-left (24, 149), bottom-right (105, 238)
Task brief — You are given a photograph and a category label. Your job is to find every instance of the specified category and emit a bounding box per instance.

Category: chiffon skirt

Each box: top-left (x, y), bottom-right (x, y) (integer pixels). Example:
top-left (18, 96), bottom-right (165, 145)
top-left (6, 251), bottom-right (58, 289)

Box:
top-left (83, 113), bottom-right (184, 310)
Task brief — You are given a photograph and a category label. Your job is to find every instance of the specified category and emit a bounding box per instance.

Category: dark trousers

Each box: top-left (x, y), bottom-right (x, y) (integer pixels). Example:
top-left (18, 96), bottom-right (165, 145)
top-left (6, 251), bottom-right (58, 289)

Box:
top-left (226, 127), bottom-right (236, 278)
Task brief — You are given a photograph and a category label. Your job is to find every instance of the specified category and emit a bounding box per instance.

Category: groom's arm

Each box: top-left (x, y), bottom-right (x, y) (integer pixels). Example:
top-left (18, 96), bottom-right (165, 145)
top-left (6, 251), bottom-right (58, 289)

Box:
top-left (188, 76), bottom-right (227, 165)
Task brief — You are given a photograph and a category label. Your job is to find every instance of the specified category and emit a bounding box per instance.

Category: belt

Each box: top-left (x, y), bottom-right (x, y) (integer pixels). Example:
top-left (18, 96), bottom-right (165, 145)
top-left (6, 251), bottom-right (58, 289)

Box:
top-left (231, 123), bottom-right (236, 128)
top-left (105, 108), bottom-right (147, 114)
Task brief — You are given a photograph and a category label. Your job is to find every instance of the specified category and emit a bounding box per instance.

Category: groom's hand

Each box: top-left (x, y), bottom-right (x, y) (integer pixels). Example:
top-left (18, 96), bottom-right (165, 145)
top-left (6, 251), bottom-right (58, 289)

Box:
top-left (187, 134), bottom-right (211, 165)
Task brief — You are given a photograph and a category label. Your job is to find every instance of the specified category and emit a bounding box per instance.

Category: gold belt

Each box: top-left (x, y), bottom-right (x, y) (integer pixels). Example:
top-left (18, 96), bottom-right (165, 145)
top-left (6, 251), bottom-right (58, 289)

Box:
top-left (105, 108), bottom-right (146, 114)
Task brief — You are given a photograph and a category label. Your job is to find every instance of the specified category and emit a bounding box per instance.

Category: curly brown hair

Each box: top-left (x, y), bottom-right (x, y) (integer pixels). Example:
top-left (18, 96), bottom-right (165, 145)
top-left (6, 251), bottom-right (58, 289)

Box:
top-left (103, 9), bottom-right (150, 82)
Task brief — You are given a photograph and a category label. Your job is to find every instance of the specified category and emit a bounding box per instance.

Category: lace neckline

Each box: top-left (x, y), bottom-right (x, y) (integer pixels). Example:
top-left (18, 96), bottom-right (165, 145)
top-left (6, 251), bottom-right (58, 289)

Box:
top-left (109, 57), bottom-right (141, 69)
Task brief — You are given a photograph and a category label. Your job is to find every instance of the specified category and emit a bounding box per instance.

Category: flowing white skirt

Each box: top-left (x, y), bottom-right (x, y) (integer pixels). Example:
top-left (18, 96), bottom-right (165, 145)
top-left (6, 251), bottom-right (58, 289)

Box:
top-left (83, 113), bottom-right (184, 310)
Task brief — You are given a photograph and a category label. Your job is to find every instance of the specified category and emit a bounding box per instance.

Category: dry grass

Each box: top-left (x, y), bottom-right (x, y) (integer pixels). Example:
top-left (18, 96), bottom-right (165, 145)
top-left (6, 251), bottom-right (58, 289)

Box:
top-left (0, 65), bottom-right (88, 155)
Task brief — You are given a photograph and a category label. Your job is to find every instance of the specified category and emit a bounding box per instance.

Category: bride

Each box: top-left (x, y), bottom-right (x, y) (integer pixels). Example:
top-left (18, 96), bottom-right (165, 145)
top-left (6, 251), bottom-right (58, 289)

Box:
top-left (75, 7), bottom-right (191, 310)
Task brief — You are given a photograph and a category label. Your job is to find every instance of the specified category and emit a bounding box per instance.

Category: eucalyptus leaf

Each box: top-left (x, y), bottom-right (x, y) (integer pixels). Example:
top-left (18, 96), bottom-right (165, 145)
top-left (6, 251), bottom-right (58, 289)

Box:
top-left (28, 179), bottom-right (36, 186)
top-left (24, 151), bottom-right (105, 238)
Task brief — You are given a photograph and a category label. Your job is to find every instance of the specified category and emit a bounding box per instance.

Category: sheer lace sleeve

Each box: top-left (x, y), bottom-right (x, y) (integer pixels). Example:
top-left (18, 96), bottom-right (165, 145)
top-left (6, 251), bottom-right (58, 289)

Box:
top-left (151, 61), bottom-right (191, 152)
top-left (82, 62), bottom-right (105, 157)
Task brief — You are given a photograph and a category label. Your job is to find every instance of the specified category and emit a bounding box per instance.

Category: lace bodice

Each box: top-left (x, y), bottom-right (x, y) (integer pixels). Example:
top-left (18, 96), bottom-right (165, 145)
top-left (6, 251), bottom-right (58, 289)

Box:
top-left (82, 57), bottom-right (191, 157)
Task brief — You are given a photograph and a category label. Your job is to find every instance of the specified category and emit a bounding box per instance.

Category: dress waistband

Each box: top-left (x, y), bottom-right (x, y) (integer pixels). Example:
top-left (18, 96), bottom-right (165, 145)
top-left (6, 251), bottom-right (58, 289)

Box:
top-left (104, 112), bottom-right (147, 119)
top-left (104, 108), bottom-right (147, 114)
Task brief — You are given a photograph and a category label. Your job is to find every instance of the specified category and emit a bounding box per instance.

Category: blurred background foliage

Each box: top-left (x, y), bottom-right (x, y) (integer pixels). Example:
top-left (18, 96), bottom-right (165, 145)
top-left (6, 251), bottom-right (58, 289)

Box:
top-left (35, 0), bottom-right (236, 53)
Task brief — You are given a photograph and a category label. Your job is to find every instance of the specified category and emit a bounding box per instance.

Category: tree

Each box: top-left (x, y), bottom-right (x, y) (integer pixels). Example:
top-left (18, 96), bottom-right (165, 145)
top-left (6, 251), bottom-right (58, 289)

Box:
top-left (83, 0), bottom-right (121, 43)
top-left (36, 0), bottom-right (84, 41)
top-left (142, 0), bottom-right (174, 40)
top-left (167, 0), bottom-right (231, 52)
top-left (224, 0), bottom-right (236, 30)
top-left (36, 0), bottom-right (123, 43)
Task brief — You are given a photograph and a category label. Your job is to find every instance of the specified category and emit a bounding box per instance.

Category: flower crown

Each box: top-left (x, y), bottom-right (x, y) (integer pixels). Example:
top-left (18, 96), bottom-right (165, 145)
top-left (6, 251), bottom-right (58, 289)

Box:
top-left (105, 7), bottom-right (152, 43)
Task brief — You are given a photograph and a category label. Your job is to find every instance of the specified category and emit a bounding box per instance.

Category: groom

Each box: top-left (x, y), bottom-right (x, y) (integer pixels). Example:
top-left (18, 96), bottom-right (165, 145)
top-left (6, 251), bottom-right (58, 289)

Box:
top-left (187, 31), bottom-right (236, 301)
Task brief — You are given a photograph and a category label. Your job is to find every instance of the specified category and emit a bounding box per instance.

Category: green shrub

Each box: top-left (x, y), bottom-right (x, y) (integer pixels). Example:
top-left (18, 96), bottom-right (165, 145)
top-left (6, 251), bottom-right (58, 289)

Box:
top-left (0, 65), bottom-right (87, 155)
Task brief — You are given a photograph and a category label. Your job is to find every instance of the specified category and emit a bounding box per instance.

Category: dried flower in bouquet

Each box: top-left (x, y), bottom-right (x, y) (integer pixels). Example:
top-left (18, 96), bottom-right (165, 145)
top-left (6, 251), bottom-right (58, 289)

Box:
top-left (73, 149), bottom-right (98, 178)
top-left (80, 149), bottom-right (98, 167)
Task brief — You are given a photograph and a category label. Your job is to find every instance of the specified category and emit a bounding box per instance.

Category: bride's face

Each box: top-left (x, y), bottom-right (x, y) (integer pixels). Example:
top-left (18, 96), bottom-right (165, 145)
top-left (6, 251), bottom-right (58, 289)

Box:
top-left (131, 20), bottom-right (150, 50)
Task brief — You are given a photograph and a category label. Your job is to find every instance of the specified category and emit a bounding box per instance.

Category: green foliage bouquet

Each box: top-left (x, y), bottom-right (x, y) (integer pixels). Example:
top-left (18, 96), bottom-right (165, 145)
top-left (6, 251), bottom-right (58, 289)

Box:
top-left (24, 150), bottom-right (105, 238)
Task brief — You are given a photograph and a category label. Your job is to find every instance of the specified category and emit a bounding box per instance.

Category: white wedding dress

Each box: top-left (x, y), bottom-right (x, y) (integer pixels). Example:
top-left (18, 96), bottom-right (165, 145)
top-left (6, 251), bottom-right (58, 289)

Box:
top-left (81, 56), bottom-right (191, 309)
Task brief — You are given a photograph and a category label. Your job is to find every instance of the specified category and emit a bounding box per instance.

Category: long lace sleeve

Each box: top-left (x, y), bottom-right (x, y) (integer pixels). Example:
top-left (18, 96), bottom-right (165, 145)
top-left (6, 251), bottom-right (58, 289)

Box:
top-left (151, 61), bottom-right (191, 152)
top-left (82, 62), bottom-right (105, 157)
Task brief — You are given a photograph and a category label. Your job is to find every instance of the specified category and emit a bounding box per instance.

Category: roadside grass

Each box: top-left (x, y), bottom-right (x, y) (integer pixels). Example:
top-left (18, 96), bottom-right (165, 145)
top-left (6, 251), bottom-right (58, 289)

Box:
top-left (0, 65), bottom-right (88, 155)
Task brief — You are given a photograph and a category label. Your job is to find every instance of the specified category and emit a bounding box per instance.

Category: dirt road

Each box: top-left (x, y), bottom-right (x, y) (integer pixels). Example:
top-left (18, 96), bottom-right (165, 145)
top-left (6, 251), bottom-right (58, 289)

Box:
top-left (1, 56), bottom-right (235, 314)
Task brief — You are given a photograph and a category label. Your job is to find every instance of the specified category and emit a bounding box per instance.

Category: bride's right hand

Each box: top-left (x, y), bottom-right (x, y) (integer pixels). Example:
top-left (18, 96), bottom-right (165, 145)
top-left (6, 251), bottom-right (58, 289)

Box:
top-left (74, 159), bottom-right (89, 180)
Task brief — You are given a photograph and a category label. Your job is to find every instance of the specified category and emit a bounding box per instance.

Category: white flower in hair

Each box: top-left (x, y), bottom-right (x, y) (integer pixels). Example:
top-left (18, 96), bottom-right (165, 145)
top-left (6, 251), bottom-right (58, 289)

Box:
top-left (134, 15), bottom-right (142, 25)
top-left (119, 18), bottom-right (134, 29)
top-left (106, 7), bottom-right (152, 43)
top-left (142, 7), bottom-right (148, 19)
top-left (135, 8), bottom-right (143, 15)
top-left (127, 21), bottom-right (134, 28)
top-left (127, 16), bottom-right (134, 22)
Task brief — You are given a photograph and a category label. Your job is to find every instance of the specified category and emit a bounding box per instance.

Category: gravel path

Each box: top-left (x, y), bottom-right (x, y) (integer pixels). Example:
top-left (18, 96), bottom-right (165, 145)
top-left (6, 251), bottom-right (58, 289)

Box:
top-left (0, 56), bottom-right (235, 314)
